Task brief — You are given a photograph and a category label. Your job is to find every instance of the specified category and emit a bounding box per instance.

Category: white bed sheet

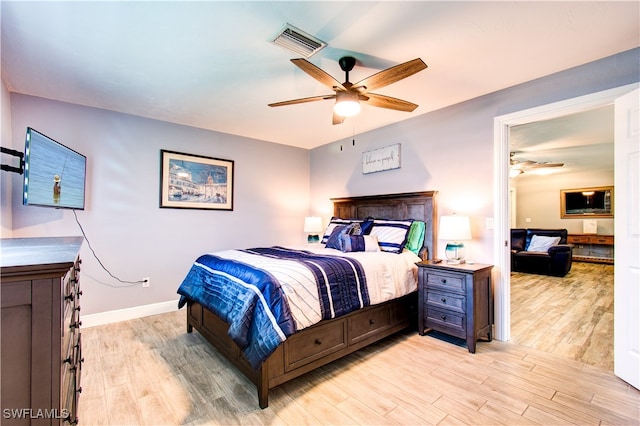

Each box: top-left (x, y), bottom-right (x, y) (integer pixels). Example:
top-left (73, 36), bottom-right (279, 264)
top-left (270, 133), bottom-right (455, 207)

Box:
top-left (210, 247), bottom-right (420, 331)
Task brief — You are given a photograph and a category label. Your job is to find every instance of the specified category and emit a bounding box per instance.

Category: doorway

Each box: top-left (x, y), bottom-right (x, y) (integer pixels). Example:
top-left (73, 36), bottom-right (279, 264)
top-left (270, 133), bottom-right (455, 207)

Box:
top-left (492, 84), bottom-right (637, 345)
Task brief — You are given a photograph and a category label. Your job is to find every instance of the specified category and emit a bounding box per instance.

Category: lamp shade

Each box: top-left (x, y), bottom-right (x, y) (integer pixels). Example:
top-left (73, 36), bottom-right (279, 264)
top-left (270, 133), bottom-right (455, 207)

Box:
top-left (304, 216), bottom-right (323, 233)
top-left (304, 216), bottom-right (323, 243)
top-left (438, 215), bottom-right (472, 241)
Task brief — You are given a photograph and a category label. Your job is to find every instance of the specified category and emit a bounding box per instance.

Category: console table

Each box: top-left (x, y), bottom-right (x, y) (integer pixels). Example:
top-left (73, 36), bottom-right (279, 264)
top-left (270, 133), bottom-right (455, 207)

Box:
top-left (567, 234), bottom-right (614, 264)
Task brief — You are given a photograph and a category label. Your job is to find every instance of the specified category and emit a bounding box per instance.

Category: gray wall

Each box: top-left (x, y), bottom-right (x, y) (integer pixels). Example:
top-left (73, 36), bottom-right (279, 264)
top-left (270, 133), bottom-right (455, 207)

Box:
top-left (3, 94), bottom-right (310, 315)
top-left (309, 48), bottom-right (639, 262)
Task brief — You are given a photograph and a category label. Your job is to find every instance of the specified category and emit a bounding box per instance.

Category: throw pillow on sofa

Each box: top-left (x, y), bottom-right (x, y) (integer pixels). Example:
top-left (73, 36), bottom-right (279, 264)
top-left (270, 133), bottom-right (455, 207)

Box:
top-left (526, 235), bottom-right (561, 252)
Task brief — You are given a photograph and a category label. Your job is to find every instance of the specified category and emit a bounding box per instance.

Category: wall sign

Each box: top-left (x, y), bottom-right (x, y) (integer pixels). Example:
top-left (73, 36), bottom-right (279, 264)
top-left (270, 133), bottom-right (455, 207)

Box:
top-left (362, 143), bottom-right (401, 174)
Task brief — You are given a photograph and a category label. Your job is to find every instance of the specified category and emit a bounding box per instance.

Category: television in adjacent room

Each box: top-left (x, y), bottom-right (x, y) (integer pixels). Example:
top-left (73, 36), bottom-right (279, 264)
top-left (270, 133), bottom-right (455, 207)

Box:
top-left (23, 127), bottom-right (87, 210)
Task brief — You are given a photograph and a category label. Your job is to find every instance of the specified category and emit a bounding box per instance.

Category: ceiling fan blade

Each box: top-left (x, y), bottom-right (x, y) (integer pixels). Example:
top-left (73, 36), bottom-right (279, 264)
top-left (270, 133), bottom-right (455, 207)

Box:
top-left (269, 94), bottom-right (336, 107)
top-left (525, 162), bottom-right (565, 169)
top-left (353, 58), bottom-right (427, 91)
top-left (332, 112), bottom-right (345, 125)
top-left (365, 93), bottom-right (418, 112)
top-left (291, 58), bottom-right (346, 91)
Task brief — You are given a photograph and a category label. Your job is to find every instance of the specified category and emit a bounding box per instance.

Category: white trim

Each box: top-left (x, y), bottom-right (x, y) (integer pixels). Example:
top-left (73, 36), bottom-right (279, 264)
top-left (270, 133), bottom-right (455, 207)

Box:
top-left (81, 299), bottom-right (181, 328)
top-left (493, 83), bottom-right (638, 343)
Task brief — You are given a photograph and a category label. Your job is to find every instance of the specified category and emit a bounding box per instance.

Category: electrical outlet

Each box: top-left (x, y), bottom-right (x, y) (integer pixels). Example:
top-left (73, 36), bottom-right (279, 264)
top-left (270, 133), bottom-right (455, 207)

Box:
top-left (142, 277), bottom-right (150, 288)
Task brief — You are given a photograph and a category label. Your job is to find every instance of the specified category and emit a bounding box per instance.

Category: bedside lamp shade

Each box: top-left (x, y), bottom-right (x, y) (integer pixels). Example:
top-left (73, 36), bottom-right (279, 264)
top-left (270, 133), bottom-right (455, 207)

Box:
top-left (304, 216), bottom-right (323, 243)
top-left (439, 215), bottom-right (472, 264)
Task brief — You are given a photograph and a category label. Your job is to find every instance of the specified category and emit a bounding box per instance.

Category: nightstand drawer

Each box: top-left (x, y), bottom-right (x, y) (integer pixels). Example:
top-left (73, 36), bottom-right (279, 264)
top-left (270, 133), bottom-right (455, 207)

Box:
top-left (425, 308), bottom-right (465, 336)
top-left (425, 290), bottom-right (465, 314)
top-left (424, 271), bottom-right (465, 293)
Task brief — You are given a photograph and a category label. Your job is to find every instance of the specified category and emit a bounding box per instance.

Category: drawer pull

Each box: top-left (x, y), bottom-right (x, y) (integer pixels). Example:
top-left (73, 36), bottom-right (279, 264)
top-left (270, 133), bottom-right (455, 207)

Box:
top-left (440, 315), bottom-right (447, 321)
top-left (63, 356), bottom-right (72, 364)
top-left (70, 321), bottom-right (82, 329)
top-left (314, 339), bottom-right (322, 345)
top-left (440, 278), bottom-right (447, 284)
top-left (75, 306), bottom-right (81, 312)
top-left (441, 298), bottom-right (447, 303)
top-left (64, 294), bottom-right (74, 302)
top-left (369, 319), bottom-right (375, 325)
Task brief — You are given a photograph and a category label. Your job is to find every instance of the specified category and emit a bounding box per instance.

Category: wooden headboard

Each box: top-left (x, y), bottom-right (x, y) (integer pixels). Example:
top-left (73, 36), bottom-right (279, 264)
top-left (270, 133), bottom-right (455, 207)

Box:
top-left (331, 191), bottom-right (438, 260)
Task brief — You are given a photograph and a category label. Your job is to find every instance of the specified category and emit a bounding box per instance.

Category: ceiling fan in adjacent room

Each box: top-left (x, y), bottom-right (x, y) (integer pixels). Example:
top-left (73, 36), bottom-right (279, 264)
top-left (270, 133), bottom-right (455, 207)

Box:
top-left (268, 56), bottom-right (427, 125)
top-left (510, 152), bottom-right (565, 177)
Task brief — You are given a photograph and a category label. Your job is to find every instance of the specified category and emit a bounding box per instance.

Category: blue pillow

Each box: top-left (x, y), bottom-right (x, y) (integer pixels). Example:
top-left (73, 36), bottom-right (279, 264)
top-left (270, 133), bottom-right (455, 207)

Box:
top-left (339, 234), bottom-right (380, 252)
top-left (325, 225), bottom-right (348, 250)
top-left (321, 217), bottom-right (372, 244)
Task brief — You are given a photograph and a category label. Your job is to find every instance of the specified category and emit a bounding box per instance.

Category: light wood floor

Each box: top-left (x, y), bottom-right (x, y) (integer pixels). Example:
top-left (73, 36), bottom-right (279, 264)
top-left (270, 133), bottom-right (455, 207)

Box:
top-left (78, 305), bottom-right (639, 424)
top-left (510, 261), bottom-right (615, 370)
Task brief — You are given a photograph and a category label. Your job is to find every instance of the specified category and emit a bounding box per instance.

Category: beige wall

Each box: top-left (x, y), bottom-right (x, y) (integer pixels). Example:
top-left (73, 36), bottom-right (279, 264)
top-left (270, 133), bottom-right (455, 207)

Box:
top-left (511, 169), bottom-right (614, 235)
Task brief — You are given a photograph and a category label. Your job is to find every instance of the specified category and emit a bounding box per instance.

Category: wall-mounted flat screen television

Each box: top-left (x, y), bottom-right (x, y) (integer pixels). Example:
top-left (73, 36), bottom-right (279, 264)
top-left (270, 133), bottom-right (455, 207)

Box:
top-left (23, 127), bottom-right (86, 210)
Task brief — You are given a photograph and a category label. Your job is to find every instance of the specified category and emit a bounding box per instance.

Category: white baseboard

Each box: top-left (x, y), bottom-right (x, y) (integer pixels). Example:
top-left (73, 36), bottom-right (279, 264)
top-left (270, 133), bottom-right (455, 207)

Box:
top-left (82, 299), bottom-right (181, 328)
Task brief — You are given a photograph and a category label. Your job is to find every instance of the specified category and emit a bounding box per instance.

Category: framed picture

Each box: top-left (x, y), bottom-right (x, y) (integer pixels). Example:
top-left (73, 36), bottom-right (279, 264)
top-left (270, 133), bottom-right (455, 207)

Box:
top-left (362, 143), bottom-right (401, 174)
top-left (160, 149), bottom-right (234, 210)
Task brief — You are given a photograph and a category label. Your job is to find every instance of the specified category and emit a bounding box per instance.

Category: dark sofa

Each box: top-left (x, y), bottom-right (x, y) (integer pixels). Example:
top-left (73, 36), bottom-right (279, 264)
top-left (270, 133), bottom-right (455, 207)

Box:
top-left (511, 228), bottom-right (573, 277)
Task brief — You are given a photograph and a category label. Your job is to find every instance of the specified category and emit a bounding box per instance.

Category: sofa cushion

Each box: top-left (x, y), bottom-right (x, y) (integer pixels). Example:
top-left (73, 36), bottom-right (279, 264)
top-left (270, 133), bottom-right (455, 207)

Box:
top-left (527, 235), bottom-right (561, 252)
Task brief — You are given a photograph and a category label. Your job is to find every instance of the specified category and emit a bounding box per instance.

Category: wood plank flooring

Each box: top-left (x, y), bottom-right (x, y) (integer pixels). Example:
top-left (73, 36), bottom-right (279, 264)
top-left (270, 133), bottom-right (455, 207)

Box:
top-left (510, 261), bottom-right (614, 370)
top-left (78, 291), bottom-right (638, 424)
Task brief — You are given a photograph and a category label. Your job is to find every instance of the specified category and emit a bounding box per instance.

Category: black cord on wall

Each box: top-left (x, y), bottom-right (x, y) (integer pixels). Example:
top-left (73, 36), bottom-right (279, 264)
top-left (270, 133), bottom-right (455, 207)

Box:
top-left (73, 209), bottom-right (144, 287)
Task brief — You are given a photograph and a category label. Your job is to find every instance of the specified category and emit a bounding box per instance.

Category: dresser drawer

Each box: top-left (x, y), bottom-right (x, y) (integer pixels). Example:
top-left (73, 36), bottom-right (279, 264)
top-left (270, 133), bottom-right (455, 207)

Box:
top-left (591, 236), bottom-right (614, 245)
top-left (425, 307), bottom-right (466, 338)
top-left (424, 290), bottom-right (465, 314)
top-left (424, 270), bottom-right (465, 293)
top-left (348, 304), bottom-right (392, 345)
top-left (284, 319), bottom-right (347, 371)
top-left (568, 235), bottom-right (590, 244)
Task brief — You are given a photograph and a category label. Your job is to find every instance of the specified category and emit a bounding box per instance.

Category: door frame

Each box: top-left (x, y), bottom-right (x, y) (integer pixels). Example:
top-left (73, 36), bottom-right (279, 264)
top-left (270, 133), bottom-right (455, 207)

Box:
top-left (492, 83), bottom-right (638, 342)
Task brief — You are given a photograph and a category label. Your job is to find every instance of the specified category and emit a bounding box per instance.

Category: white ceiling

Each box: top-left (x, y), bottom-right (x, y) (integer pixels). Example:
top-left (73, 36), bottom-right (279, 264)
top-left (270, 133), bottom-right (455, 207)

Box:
top-left (1, 1), bottom-right (638, 150)
top-left (510, 105), bottom-right (615, 176)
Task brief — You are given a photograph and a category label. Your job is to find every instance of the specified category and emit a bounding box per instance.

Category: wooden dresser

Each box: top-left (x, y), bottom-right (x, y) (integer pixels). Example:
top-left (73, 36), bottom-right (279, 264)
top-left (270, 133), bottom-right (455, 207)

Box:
top-left (567, 234), bottom-right (614, 264)
top-left (1, 237), bottom-right (83, 425)
top-left (417, 261), bottom-right (493, 353)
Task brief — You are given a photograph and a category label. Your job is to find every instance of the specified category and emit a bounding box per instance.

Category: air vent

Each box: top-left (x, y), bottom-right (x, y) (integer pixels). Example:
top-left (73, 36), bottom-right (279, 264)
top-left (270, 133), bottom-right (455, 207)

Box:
top-left (270, 24), bottom-right (326, 58)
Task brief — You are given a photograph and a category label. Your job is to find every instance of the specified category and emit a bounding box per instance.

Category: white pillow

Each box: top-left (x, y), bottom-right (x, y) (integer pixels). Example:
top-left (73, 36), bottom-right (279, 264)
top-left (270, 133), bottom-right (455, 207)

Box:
top-left (526, 235), bottom-right (561, 252)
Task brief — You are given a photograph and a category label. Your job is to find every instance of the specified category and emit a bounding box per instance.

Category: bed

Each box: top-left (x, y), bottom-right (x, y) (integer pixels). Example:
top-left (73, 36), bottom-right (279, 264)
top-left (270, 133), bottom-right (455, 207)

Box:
top-left (178, 191), bottom-right (437, 408)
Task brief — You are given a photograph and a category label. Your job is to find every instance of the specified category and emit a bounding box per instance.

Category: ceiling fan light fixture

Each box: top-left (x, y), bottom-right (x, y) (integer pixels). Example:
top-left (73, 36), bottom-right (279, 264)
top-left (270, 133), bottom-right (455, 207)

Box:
top-left (334, 91), bottom-right (361, 117)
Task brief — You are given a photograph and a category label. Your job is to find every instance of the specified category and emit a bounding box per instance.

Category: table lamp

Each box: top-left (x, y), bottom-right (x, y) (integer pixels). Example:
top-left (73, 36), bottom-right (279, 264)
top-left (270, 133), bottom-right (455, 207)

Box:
top-left (304, 216), bottom-right (323, 243)
top-left (439, 215), bottom-right (472, 264)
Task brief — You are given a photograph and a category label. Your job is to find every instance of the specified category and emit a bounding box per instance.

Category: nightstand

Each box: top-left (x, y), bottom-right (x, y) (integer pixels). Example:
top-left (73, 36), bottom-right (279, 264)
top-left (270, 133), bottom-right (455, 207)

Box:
top-left (417, 261), bottom-right (493, 353)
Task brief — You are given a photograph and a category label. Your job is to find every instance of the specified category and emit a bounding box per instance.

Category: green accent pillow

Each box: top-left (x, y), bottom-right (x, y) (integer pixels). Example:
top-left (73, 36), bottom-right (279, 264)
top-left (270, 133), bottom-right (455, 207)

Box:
top-left (406, 221), bottom-right (425, 255)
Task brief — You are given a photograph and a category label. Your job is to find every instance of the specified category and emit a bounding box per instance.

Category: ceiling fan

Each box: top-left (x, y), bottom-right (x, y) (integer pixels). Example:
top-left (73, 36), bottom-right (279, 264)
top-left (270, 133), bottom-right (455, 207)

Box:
top-left (268, 56), bottom-right (427, 125)
top-left (510, 152), bottom-right (564, 176)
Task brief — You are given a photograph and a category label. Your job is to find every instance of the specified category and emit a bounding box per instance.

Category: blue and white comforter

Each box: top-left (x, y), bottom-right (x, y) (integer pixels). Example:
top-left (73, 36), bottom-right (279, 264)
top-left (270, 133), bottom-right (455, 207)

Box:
top-left (177, 246), bottom-right (420, 368)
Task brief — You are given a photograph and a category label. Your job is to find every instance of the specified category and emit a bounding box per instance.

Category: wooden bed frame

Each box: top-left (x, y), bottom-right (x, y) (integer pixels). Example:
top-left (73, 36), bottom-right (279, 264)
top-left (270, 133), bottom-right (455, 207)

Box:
top-left (185, 191), bottom-right (438, 408)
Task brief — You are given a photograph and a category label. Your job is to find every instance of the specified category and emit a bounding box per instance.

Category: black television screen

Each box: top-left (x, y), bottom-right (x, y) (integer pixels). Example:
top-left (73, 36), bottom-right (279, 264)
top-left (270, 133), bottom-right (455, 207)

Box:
top-left (23, 127), bottom-right (86, 210)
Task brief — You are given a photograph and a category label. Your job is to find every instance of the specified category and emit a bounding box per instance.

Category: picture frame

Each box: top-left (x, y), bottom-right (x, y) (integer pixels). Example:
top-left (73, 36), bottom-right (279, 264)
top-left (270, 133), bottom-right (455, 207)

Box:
top-left (160, 149), bottom-right (234, 210)
top-left (362, 143), bottom-right (401, 174)
top-left (560, 186), bottom-right (613, 218)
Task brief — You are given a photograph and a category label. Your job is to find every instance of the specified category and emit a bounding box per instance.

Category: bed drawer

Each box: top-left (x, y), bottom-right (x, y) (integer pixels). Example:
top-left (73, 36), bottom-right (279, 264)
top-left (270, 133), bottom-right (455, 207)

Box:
top-left (284, 319), bottom-right (347, 371)
top-left (348, 304), bottom-right (392, 345)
